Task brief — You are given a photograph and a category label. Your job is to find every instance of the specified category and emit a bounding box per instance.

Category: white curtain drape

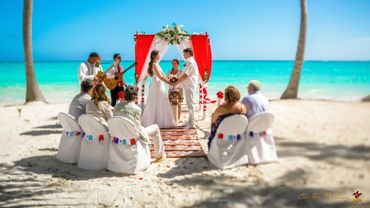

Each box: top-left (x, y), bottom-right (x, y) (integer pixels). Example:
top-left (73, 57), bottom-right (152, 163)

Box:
top-left (175, 38), bottom-right (192, 60)
top-left (153, 38), bottom-right (169, 62)
top-left (138, 37), bottom-right (169, 82)
top-left (138, 40), bottom-right (155, 83)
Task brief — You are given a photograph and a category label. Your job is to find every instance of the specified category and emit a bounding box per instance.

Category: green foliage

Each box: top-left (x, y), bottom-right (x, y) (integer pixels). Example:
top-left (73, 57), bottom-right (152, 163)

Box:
top-left (156, 23), bottom-right (189, 45)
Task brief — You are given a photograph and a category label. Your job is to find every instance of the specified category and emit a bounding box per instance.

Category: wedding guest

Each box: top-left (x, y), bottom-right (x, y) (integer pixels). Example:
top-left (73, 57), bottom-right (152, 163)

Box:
top-left (241, 80), bottom-right (269, 119)
top-left (208, 86), bottom-right (247, 149)
top-left (168, 59), bottom-right (183, 120)
top-left (78, 52), bottom-right (102, 83)
top-left (68, 79), bottom-right (94, 120)
top-left (86, 84), bottom-right (113, 126)
top-left (114, 85), bottom-right (166, 162)
top-left (106, 53), bottom-right (125, 107)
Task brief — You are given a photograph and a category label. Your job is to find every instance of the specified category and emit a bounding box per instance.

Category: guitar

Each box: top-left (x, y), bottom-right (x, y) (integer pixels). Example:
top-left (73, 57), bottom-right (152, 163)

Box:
top-left (96, 63), bottom-right (135, 90)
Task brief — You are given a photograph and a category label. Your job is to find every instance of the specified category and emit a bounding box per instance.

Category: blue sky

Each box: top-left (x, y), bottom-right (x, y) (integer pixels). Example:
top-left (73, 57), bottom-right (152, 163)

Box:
top-left (0, 0), bottom-right (369, 61)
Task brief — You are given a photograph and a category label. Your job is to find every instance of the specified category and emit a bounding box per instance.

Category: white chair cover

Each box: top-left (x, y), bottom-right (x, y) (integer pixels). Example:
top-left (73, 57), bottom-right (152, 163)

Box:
top-left (77, 114), bottom-right (110, 170)
top-left (56, 112), bottom-right (83, 164)
top-left (246, 112), bottom-right (278, 164)
top-left (107, 117), bottom-right (151, 174)
top-left (207, 114), bottom-right (249, 169)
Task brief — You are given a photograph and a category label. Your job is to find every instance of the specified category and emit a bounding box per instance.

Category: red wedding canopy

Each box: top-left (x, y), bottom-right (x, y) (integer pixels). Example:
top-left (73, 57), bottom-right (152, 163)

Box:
top-left (134, 33), bottom-right (212, 84)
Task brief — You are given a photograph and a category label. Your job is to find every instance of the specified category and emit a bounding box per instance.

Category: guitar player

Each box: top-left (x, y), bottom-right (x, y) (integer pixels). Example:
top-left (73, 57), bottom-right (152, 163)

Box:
top-left (106, 53), bottom-right (125, 107)
top-left (78, 52), bottom-right (102, 83)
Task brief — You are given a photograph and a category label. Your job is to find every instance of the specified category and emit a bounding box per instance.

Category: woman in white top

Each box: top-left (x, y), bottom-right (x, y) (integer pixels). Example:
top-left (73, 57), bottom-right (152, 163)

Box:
top-left (86, 84), bottom-right (113, 127)
top-left (141, 50), bottom-right (176, 128)
top-left (167, 59), bottom-right (183, 120)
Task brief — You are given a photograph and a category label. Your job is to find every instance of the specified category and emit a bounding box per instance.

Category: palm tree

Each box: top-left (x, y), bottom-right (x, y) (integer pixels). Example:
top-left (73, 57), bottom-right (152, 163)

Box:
top-left (23, 0), bottom-right (46, 103)
top-left (281, 0), bottom-right (308, 99)
top-left (362, 94), bottom-right (370, 102)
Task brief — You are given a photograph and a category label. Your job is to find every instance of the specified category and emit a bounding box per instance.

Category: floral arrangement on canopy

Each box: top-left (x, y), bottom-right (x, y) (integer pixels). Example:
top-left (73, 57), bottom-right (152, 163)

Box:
top-left (156, 23), bottom-right (189, 45)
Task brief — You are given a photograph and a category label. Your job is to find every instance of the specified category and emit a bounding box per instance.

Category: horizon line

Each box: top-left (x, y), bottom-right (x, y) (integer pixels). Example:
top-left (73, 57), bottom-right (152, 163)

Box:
top-left (1, 59), bottom-right (370, 62)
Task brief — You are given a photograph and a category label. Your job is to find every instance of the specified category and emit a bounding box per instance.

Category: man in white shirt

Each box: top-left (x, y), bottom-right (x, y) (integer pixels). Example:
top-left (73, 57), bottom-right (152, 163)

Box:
top-left (172, 48), bottom-right (199, 128)
top-left (241, 80), bottom-right (270, 119)
top-left (114, 85), bottom-right (166, 162)
top-left (78, 52), bottom-right (102, 83)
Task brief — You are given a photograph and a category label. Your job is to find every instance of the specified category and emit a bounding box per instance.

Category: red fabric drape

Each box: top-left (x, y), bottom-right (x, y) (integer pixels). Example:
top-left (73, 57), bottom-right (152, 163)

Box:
top-left (134, 34), bottom-right (155, 83)
top-left (191, 34), bottom-right (212, 82)
top-left (205, 36), bottom-right (212, 82)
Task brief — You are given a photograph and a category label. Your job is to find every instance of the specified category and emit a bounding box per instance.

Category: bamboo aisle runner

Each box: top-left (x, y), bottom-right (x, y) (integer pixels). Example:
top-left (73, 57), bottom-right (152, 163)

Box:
top-left (149, 127), bottom-right (206, 158)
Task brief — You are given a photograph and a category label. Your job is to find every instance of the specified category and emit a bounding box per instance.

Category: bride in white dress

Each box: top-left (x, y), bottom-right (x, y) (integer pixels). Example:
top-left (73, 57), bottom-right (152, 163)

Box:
top-left (141, 50), bottom-right (176, 128)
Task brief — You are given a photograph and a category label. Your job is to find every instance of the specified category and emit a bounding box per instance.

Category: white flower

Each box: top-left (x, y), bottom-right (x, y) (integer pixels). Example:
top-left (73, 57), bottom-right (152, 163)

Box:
top-left (157, 24), bottom-right (189, 45)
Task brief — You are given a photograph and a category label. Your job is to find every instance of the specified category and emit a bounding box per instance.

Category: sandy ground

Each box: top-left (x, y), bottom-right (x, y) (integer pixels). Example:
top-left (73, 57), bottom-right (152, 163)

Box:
top-left (0, 100), bottom-right (370, 207)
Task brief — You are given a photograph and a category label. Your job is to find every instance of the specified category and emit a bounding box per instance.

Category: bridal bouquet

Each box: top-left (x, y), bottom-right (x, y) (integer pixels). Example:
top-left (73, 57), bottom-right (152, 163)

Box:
top-left (169, 91), bottom-right (181, 105)
top-left (156, 23), bottom-right (189, 45)
top-left (170, 77), bottom-right (178, 83)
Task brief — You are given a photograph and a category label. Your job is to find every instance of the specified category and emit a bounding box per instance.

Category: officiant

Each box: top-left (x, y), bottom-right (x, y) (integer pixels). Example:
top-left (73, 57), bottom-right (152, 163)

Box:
top-left (168, 59), bottom-right (183, 122)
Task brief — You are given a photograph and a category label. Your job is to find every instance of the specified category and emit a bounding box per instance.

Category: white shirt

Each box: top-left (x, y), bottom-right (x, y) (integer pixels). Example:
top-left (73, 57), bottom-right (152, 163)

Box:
top-left (241, 92), bottom-right (270, 119)
top-left (182, 57), bottom-right (199, 90)
top-left (78, 61), bottom-right (102, 82)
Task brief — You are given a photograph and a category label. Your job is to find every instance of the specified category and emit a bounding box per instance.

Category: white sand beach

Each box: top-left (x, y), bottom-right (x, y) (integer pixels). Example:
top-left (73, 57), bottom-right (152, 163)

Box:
top-left (1, 100), bottom-right (370, 207)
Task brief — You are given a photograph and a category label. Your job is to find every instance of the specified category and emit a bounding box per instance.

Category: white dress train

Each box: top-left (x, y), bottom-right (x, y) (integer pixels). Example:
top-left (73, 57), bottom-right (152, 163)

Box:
top-left (141, 63), bottom-right (176, 128)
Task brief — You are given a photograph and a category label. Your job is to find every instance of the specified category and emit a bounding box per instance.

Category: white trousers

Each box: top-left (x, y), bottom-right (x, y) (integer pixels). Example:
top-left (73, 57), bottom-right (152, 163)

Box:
top-left (184, 88), bottom-right (195, 126)
top-left (143, 124), bottom-right (165, 158)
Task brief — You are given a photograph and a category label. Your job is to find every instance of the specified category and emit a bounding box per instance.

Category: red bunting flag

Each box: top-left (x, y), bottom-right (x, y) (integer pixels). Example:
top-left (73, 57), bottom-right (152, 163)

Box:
top-left (98, 135), bottom-right (104, 142)
top-left (218, 133), bottom-right (224, 139)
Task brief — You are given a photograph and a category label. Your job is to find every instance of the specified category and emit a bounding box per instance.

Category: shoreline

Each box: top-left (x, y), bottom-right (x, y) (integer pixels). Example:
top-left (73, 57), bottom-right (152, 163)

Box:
top-left (2, 59), bottom-right (370, 63)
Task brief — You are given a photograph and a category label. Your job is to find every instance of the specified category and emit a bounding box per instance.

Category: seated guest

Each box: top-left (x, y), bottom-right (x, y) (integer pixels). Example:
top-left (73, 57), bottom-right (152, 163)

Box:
top-left (68, 79), bottom-right (94, 120)
top-left (241, 80), bottom-right (269, 119)
top-left (208, 86), bottom-right (247, 149)
top-left (114, 85), bottom-right (166, 162)
top-left (86, 84), bottom-right (113, 126)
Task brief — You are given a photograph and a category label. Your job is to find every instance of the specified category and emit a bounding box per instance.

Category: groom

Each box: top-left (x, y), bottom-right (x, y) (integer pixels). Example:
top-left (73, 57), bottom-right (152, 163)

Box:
top-left (171, 48), bottom-right (199, 128)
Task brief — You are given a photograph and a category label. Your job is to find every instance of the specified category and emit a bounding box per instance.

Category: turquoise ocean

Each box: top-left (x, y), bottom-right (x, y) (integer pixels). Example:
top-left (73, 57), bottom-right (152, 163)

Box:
top-left (0, 60), bottom-right (369, 104)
